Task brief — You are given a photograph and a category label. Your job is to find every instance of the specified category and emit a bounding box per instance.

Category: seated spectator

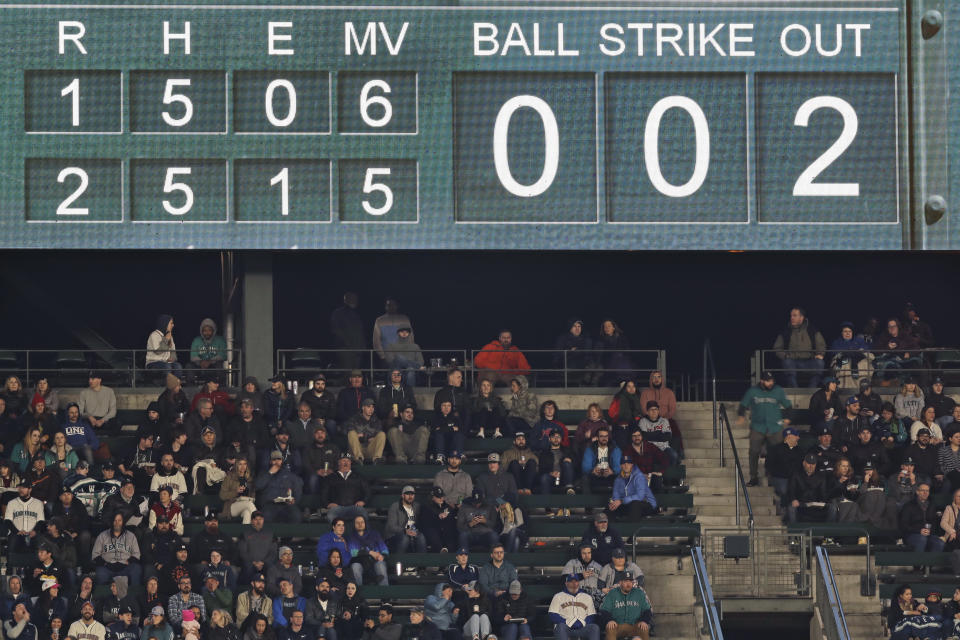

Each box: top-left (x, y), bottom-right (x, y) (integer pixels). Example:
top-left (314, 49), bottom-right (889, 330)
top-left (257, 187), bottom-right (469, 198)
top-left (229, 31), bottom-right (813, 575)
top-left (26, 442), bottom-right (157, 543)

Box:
top-left (505, 376), bottom-right (539, 436)
top-left (93, 513), bottom-right (141, 585)
top-left (137, 400), bottom-right (168, 448)
top-left (263, 377), bottom-right (296, 437)
top-left (581, 513), bottom-right (623, 567)
top-left (457, 580), bottom-right (493, 639)
top-left (20, 395), bottom-right (57, 445)
top-left (857, 379), bottom-right (883, 420)
top-left (563, 544), bottom-right (604, 609)
top-left (186, 398), bottom-right (223, 448)
top-left (940, 430), bottom-right (960, 495)
top-left (190, 318), bottom-right (228, 374)
top-left (475, 331), bottom-right (531, 387)
top-left (404, 607), bottom-right (439, 640)
top-left (149, 486), bottom-right (184, 534)
top-left (336, 371), bottom-right (374, 425)
top-left (150, 453), bottom-right (189, 501)
top-left (424, 584), bottom-right (458, 640)
top-left (808, 377), bottom-right (843, 434)
top-left (168, 575), bottom-right (206, 630)
top-left (766, 428), bottom-right (803, 503)
top-left (68, 601), bottom-right (104, 640)
top-left (9, 428), bottom-right (41, 475)
top-left (875, 402), bottom-right (907, 451)
top-left (321, 454), bottom-right (369, 524)
top-left (434, 451), bottom-right (473, 507)
top-left (772, 307), bottom-right (826, 388)
top-left (190, 512), bottom-right (238, 574)
top-left (271, 579), bottom-right (304, 630)
top-left (245, 614), bottom-right (277, 640)
top-left (236, 573), bottom-right (273, 630)
top-left (911, 406), bottom-right (944, 445)
top-left (146, 314), bottom-right (184, 380)
top-left (420, 487), bottom-right (458, 553)
top-left (26, 545), bottom-right (65, 597)
top-left (857, 462), bottom-right (896, 530)
top-left (304, 427), bottom-right (341, 498)
top-left (27, 453), bottom-right (62, 504)
top-left (101, 477), bottom-right (149, 530)
top-left (470, 379), bottom-right (506, 439)
top-left (900, 482), bottom-right (944, 552)
top-left (209, 609), bottom-right (241, 640)
top-left (218, 457), bottom-right (257, 524)
top-left (383, 327), bottom-right (424, 389)
top-left (99, 586), bottom-right (136, 628)
top-left (303, 578), bottom-right (337, 635)
top-left (624, 430), bottom-right (668, 491)
top-left (500, 434), bottom-right (537, 496)
top-left (299, 374), bottom-right (337, 437)
top-left (60, 402), bottom-right (98, 467)
top-left (239, 377), bottom-right (265, 416)
top-left (238, 511), bottom-right (277, 584)
top-left (607, 459), bottom-right (658, 521)
top-left (828, 321), bottom-right (872, 388)
top-left (434, 368), bottom-right (471, 434)
top-left (283, 403), bottom-right (316, 452)
top-left (497, 579), bottom-right (535, 640)
top-left (446, 548), bottom-right (480, 601)
top-left (929, 377), bottom-right (958, 427)
top-left (554, 318), bottom-right (594, 387)
top-left (277, 609), bottom-right (313, 640)
top-left (833, 395), bottom-right (872, 454)
top-left (904, 302), bottom-right (935, 347)
top-left (581, 427), bottom-right (621, 495)
top-left (637, 401), bottom-right (676, 465)
top-left (193, 377), bottom-right (236, 421)
top-left (0, 576), bottom-right (30, 621)
top-left (457, 490), bottom-right (499, 553)
top-left (429, 401), bottom-right (464, 464)
top-left (267, 547), bottom-right (302, 598)
top-left (574, 404), bottom-right (609, 455)
top-left (345, 399), bottom-right (385, 465)
top-left (191, 428), bottom-right (226, 495)
top-left (333, 581), bottom-right (366, 640)
top-left (120, 432), bottom-right (159, 492)
top-left (157, 374), bottom-right (191, 433)
top-left (786, 453), bottom-right (832, 523)
top-left (385, 404), bottom-right (428, 465)
top-left (876, 320), bottom-right (921, 380)
top-left (595, 319), bottom-right (633, 385)
top-left (529, 401), bottom-right (570, 453)
top-left (537, 428), bottom-right (576, 501)
top-left (384, 485), bottom-right (427, 554)
top-left (599, 572), bottom-right (653, 640)
top-left (807, 426), bottom-right (841, 476)
top-left (607, 380), bottom-right (643, 434)
top-left (5, 481), bottom-right (44, 553)
top-left (848, 425), bottom-right (890, 477)
top-left (255, 452), bottom-right (303, 524)
top-left (904, 430), bottom-right (941, 485)
top-left (0, 377), bottom-right (29, 424)
top-left (478, 544), bottom-right (518, 600)
top-left (476, 453), bottom-right (518, 506)
top-left (639, 370), bottom-right (678, 427)
top-left (142, 605), bottom-right (175, 640)
top-left (377, 369), bottom-right (416, 425)
top-left (347, 515), bottom-right (389, 586)
top-left (360, 603), bottom-right (401, 640)
top-left (143, 515), bottom-right (184, 582)
top-left (888, 456), bottom-right (923, 509)
top-left (229, 399), bottom-right (271, 460)
top-left (598, 548), bottom-right (644, 592)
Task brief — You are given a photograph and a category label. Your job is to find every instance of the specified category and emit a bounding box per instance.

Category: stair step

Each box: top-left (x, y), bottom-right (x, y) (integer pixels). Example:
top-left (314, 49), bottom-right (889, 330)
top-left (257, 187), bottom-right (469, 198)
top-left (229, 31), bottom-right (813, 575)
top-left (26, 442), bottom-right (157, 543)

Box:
top-left (693, 504), bottom-right (778, 516)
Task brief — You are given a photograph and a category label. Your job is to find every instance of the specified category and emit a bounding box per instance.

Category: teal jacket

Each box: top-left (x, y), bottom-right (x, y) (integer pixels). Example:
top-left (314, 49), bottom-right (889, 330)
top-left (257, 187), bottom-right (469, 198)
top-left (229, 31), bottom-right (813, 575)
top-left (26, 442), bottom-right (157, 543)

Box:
top-left (600, 586), bottom-right (653, 625)
top-left (738, 385), bottom-right (792, 434)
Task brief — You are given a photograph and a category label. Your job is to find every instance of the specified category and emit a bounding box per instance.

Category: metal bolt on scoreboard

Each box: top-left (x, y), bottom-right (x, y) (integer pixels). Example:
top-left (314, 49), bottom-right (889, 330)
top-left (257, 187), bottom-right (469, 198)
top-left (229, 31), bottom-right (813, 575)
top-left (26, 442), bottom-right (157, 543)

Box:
top-left (0, 0), bottom-right (949, 249)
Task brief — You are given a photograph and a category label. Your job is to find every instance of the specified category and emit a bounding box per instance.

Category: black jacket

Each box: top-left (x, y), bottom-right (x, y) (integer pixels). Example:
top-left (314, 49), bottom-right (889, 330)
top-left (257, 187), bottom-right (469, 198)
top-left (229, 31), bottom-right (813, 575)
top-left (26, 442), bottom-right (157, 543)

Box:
top-left (322, 470), bottom-right (370, 506)
top-left (433, 386), bottom-right (471, 429)
top-left (899, 497), bottom-right (939, 536)
top-left (847, 440), bottom-right (890, 476)
top-left (299, 389), bottom-right (337, 422)
top-left (766, 443), bottom-right (805, 480)
top-left (377, 384), bottom-right (417, 420)
top-left (787, 470), bottom-right (832, 504)
top-left (493, 592), bottom-right (535, 630)
top-left (904, 442), bottom-right (941, 479)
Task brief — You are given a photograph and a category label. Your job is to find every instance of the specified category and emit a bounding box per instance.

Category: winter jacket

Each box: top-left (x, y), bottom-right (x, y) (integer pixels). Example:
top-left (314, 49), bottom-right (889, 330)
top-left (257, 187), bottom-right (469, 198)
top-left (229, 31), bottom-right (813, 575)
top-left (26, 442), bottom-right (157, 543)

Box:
top-left (474, 341), bottom-right (530, 376)
top-left (600, 586), bottom-right (653, 626)
top-left (582, 442), bottom-right (622, 475)
top-left (495, 591), bottom-right (535, 628)
top-left (500, 446), bottom-right (538, 472)
top-left (255, 468), bottom-right (303, 505)
top-left (611, 469), bottom-right (658, 509)
top-left (478, 561), bottom-right (518, 595)
top-left (383, 333), bottom-right (424, 368)
top-left (638, 371), bottom-right (677, 420)
top-left (808, 389), bottom-right (843, 427)
top-left (423, 584), bottom-right (456, 631)
top-left (456, 502), bottom-right (498, 537)
top-left (580, 524), bottom-right (624, 566)
top-left (347, 522), bottom-right (389, 559)
top-left (239, 524), bottom-right (278, 568)
top-left (899, 497), bottom-right (940, 536)
top-left (455, 593), bottom-right (492, 627)
top-left (434, 385), bottom-right (471, 428)
top-left (828, 335), bottom-right (871, 364)
top-left (766, 442), bottom-right (805, 480)
top-left (773, 319), bottom-right (826, 359)
top-left (263, 389), bottom-right (296, 429)
top-left (433, 468), bottom-right (473, 506)
top-left (377, 384), bottom-right (417, 420)
top-left (609, 390), bottom-right (643, 425)
top-left (475, 471), bottom-right (518, 504)
top-left (299, 389), bottom-right (337, 423)
top-left (506, 376), bottom-right (538, 426)
top-left (336, 386), bottom-right (375, 423)
top-left (787, 470), bottom-right (832, 505)
top-left (637, 417), bottom-right (672, 452)
top-left (321, 470), bottom-right (369, 507)
top-left (738, 384), bottom-right (792, 434)
top-left (385, 500), bottom-right (422, 538)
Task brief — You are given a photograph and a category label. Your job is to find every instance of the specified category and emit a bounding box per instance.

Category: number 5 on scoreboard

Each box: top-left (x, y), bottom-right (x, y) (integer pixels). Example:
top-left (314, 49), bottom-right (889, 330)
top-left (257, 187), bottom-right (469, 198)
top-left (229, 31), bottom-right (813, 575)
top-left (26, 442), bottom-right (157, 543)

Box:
top-left (338, 160), bottom-right (418, 222)
top-left (362, 168), bottom-right (392, 215)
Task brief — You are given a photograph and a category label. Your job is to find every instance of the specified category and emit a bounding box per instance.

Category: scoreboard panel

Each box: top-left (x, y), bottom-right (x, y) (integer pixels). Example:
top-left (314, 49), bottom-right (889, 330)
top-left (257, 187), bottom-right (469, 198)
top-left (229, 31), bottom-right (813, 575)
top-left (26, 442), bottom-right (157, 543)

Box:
top-left (0, 2), bottom-right (910, 248)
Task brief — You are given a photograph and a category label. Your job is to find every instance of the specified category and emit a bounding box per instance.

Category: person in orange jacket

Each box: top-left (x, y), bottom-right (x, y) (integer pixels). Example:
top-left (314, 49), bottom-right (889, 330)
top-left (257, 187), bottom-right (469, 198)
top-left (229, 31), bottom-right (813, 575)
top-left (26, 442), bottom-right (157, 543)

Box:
top-left (475, 331), bottom-right (532, 387)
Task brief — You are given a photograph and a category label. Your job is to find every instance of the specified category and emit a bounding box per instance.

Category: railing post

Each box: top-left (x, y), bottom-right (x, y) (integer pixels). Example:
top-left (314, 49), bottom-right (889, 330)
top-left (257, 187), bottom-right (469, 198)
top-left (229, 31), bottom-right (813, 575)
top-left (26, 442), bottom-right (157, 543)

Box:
top-left (735, 469), bottom-right (740, 527)
top-left (563, 350), bottom-right (568, 389)
top-left (24, 351), bottom-right (29, 384)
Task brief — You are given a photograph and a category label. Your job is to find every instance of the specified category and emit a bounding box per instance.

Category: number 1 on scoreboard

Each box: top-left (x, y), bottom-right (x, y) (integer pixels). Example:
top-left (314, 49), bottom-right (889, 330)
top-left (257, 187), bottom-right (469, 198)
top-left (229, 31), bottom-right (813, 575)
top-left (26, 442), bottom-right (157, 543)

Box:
top-left (233, 160), bottom-right (331, 223)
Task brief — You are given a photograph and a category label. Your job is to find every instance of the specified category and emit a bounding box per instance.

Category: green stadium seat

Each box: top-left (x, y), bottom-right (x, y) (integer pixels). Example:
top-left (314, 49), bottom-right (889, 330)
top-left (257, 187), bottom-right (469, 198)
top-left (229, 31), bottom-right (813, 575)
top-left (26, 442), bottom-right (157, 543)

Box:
top-left (875, 551), bottom-right (951, 568)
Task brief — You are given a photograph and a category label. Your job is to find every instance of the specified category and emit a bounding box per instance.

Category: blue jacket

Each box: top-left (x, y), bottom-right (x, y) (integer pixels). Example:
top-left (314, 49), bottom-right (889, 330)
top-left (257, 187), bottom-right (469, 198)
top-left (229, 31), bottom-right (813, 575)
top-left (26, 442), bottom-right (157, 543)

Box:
top-left (423, 584), bottom-right (456, 631)
top-left (612, 469), bottom-right (658, 508)
top-left (445, 563), bottom-right (479, 590)
top-left (254, 468), bottom-right (303, 504)
top-left (347, 521), bottom-right (388, 559)
top-left (316, 532), bottom-right (351, 568)
top-left (272, 596), bottom-right (306, 628)
top-left (62, 418), bottom-right (99, 450)
top-left (581, 443), bottom-right (623, 475)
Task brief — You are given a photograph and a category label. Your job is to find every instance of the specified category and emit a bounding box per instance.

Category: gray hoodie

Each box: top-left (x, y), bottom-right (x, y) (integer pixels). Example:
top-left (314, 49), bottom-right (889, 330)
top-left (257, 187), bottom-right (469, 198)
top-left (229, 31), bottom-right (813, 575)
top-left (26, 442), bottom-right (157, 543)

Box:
top-left (385, 499), bottom-right (422, 538)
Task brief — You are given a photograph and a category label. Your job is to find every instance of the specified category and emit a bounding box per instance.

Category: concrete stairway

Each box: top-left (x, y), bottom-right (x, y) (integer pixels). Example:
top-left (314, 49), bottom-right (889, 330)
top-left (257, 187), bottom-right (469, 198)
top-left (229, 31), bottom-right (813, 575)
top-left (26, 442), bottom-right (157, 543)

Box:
top-left (827, 555), bottom-right (886, 640)
top-left (635, 556), bottom-right (701, 640)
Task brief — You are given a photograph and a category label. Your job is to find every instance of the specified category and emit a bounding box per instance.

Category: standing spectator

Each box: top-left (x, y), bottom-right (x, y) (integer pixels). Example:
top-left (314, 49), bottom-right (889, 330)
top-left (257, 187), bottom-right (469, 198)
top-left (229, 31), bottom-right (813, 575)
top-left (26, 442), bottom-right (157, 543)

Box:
top-left (190, 318), bottom-right (228, 374)
top-left (554, 319), bottom-right (593, 387)
top-left (299, 375), bottom-right (337, 438)
top-left (330, 292), bottom-right (366, 375)
top-left (146, 315), bottom-right (183, 380)
top-left (384, 485), bottom-right (427, 554)
top-left (899, 483), bottom-right (944, 552)
top-left (67, 601), bottom-right (104, 640)
top-left (477, 544), bottom-right (517, 598)
top-left (496, 580), bottom-right (535, 640)
top-left (500, 433), bottom-right (538, 496)
top-left (599, 572), bottom-right (653, 640)
top-left (548, 574), bottom-right (599, 640)
top-left (167, 575), bottom-right (206, 629)
top-left (475, 331), bottom-right (531, 387)
top-left (456, 581), bottom-right (492, 640)
top-left (62, 403), bottom-right (98, 466)
top-left (580, 515), bottom-right (623, 567)
top-left (6, 481), bottom-right (44, 553)
top-left (368, 300), bottom-right (413, 369)
top-left (336, 371), bottom-right (375, 424)
top-left (255, 453), bottom-right (302, 524)
top-left (772, 307), bottom-right (827, 388)
top-left (383, 327), bottom-right (424, 389)
top-left (347, 515), bottom-right (389, 586)
top-left (79, 371), bottom-right (119, 435)
top-left (345, 399), bottom-right (385, 465)
top-left (595, 319), bottom-right (633, 385)
top-left (470, 379), bottom-right (506, 439)
top-left (582, 428), bottom-right (621, 495)
top-left (386, 404), bottom-right (429, 465)
top-left (434, 368), bottom-right (471, 434)
top-left (93, 513), bottom-right (141, 585)
top-left (505, 377), bottom-right (539, 436)
top-left (607, 460), bottom-right (658, 521)
top-left (904, 302), bottom-right (935, 348)
top-left (737, 371), bottom-right (792, 487)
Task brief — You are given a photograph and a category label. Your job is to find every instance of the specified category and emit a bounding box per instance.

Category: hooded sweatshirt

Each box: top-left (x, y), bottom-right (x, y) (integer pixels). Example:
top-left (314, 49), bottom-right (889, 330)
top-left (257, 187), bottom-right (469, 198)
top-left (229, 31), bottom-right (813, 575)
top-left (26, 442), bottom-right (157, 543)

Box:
top-left (423, 584), bottom-right (455, 631)
top-left (191, 318), bottom-right (228, 364)
top-left (383, 331), bottom-right (424, 367)
top-left (638, 371), bottom-right (677, 420)
top-left (146, 314), bottom-right (176, 366)
top-left (507, 376), bottom-right (538, 426)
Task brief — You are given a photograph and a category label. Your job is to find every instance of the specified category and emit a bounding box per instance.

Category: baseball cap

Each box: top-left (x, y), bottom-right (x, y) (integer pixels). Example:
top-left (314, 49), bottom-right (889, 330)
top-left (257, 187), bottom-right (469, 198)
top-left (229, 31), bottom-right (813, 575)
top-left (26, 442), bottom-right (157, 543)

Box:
top-left (611, 548), bottom-right (626, 559)
top-left (151, 606), bottom-right (164, 616)
top-left (509, 580), bottom-right (522, 594)
top-left (447, 450), bottom-right (462, 459)
top-left (860, 378), bottom-right (872, 390)
top-left (645, 400), bottom-right (659, 410)
top-left (252, 573), bottom-right (266, 583)
top-left (313, 373), bottom-right (326, 382)
top-left (902, 456), bottom-right (916, 465)
top-left (803, 453), bottom-right (819, 465)
top-left (933, 376), bottom-right (945, 385)
top-left (846, 395), bottom-right (860, 406)
top-left (456, 548), bottom-right (469, 556)
top-left (361, 398), bottom-right (375, 407)
top-left (431, 486), bottom-right (445, 498)
top-left (760, 371), bottom-right (775, 381)
top-left (269, 450), bottom-right (283, 460)
top-left (204, 512), bottom-right (218, 521)
top-left (782, 427), bottom-right (798, 438)
top-left (594, 513), bottom-right (608, 523)
top-left (41, 579), bottom-right (59, 591)
top-left (564, 573), bottom-right (582, 583)
top-left (487, 453), bottom-right (500, 463)
top-left (349, 370), bottom-right (363, 378)
top-left (175, 543), bottom-right (188, 552)
top-left (201, 425), bottom-right (216, 435)
top-left (864, 461), bottom-right (876, 471)
top-left (621, 571), bottom-right (635, 581)
top-left (402, 485), bottom-right (416, 494)
top-left (118, 605), bottom-right (134, 615)
top-left (918, 427), bottom-right (932, 437)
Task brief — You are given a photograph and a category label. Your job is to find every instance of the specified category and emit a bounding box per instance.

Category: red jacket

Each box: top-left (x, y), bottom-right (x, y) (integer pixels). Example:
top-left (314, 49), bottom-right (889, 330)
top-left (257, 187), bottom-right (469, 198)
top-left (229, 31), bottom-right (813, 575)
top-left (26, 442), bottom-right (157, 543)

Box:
top-left (190, 389), bottom-right (235, 416)
top-left (624, 442), bottom-right (668, 475)
top-left (474, 340), bottom-right (531, 375)
top-left (638, 371), bottom-right (677, 420)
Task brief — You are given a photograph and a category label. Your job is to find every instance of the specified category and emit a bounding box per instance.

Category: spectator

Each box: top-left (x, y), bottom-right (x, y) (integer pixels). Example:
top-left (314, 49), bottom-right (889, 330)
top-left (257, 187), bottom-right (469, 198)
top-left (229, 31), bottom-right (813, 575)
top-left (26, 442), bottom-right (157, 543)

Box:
top-left (639, 370), bottom-right (677, 423)
top-left (456, 581), bottom-right (492, 640)
top-left (262, 378), bottom-right (296, 436)
top-left (429, 401), bottom-right (464, 464)
top-left (496, 580), bottom-right (535, 640)
top-left (433, 451), bottom-right (473, 507)
top-left (376, 369), bottom-right (417, 427)
top-left (928, 377), bottom-right (957, 425)
top-left (737, 370), bottom-right (792, 487)
top-left (386, 404), bottom-right (428, 466)
top-left (538, 428), bottom-right (576, 500)
top-left (6, 481), bottom-right (44, 553)
top-left (623, 430), bottom-right (668, 491)
top-left (554, 319), bottom-right (593, 387)
top-left (383, 327), bottom-right (424, 389)
top-left (299, 374), bottom-right (337, 438)
top-left (904, 302), bottom-right (935, 348)
top-left (637, 401), bottom-right (676, 465)
top-left (772, 307), bottom-right (827, 388)
top-left (563, 544), bottom-right (604, 609)
top-left (599, 572), bottom-right (653, 640)
top-left (30, 577), bottom-right (67, 622)
top-left (60, 403), bottom-right (98, 467)
top-left (321, 454), bottom-right (369, 524)
top-left (244, 614), bottom-right (277, 640)
top-left (304, 426), bottom-right (341, 497)
top-left (258, 428), bottom-right (301, 476)
top-left (185, 398), bottom-right (223, 447)
top-left (828, 321), bottom-right (872, 388)
top-left (457, 489), bottom-right (499, 552)
top-left (875, 319), bottom-right (921, 380)
top-left (900, 483), bottom-right (944, 552)
top-left (146, 315), bottom-right (183, 380)
top-left (239, 378), bottom-right (265, 416)
top-left (283, 403), bottom-right (316, 452)
top-left (939, 488), bottom-right (960, 549)
top-left (384, 485), bottom-right (427, 554)
top-left (478, 544), bottom-right (518, 599)
top-left (271, 579), bottom-right (305, 630)
top-left (911, 406), bottom-right (944, 445)
top-left (150, 454), bottom-right (189, 501)
top-left (529, 400), bottom-right (570, 453)
top-left (581, 427), bottom-right (621, 495)
top-left (888, 456), bottom-right (923, 509)
top-left (255, 452), bottom-right (303, 524)
top-left (106, 605), bottom-right (137, 640)
top-left (766, 428), bottom-right (803, 503)
top-left (347, 515), bottom-right (389, 586)
top-left (424, 583), bottom-right (458, 640)
top-left (465, 380), bottom-right (506, 442)
top-left (78, 371), bottom-right (118, 435)
top-left (119, 433), bottom-right (158, 493)
top-left (419, 487), bottom-right (458, 553)
top-left (168, 575), bottom-right (206, 629)
top-left (68, 601), bottom-right (104, 640)
top-left (238, 512), bottom-right (277, 582)
top-left (304, 579), bottom-right (337, 637)
top-left (894, 378), bottom-right (926, 431)
top-left (607, 459), bottom-right (657, 521)
top-left (330, 292), bottom-right (366, 375)
top-left (0, 377), bottom-right (29, 423)
top-left (20, 395), bottom-right (57, 444)
top-left (336, 371), bottom-right (375, 425)
top-left (833, 396), bottom-right (873, 454)
top-left (848, 424), bottom-right (890, 477)
top-left (808, 377), bottom-right (843, 434)
top-left (939, 430), bottom-right (960, 495)
top-left (93, 512), bottom-right (142, 585)
top-left (857, 462), bottom-right (896, 530)
top-left (505, 376), bottom-right (539, 437)
top-left (433, 368), bottom-right (471, 434)
top-left (0, 398), bottom-right (19, 454)
top-left (209, 609), bottom-right (241, 640)
top-left (148, 486), bottom-right (184, 534)
top-left (476, 331), bottom-right (531, 387)
top-left (446, 548), bottom-right (481, 601)
top-left (607, 382), bottom-right (642, 450)
top-left (219, 457), bottom-right (257, 524)
top-left (157, 374), bottom-right (190, 431)
top-left (267, 547), bottom-right (303, 599)
top-left (277, 609), bottom-right (313, 640)
top-left (143, 605), bottom-right (175, 640)
top-left (877, 402), bottom-right (908, 451)
top-left (333, 582), bottom-right (366, 640)
top-left (595, 319), bottom-right (633, 385)
top-left (599, 548), bottom-right (645, 597)
top-left (372, 298), bottom-right (412, 361)
top-left (806, 427), bottom-right (840, 475)
top-left (236, 573), bottom-right (273, 629)
top-left (786, 454), bottom-right (832, 524)
top-left (476, 453), bottom-right (518, 506)
top-left (10, 428), bottom-right (41, 475)
top-left (361, 603), bottom-right (401, 640)
top-left (190, 318), bottom-right (228, 373)
top-left (581, 513), bottom-right (622, 567)
top-left (574, 404), bottom-right (609, 455)
top-left (403, 607), bottom-right (439, 640)
top-left (190, 512), bottom-right (237, 570)
top-left (857, 379), bottom-right (883, 419)
top-left (548, 573), bottom-right (599, 640)
top-left (1, 576), bottom-right (30, 622)
top-left (192, 377), bottom-right (236, 421)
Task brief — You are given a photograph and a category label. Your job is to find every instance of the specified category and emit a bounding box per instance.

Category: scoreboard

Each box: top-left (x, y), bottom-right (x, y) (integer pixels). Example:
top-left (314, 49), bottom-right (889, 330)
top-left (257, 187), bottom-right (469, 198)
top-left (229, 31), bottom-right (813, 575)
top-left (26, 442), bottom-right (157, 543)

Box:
top-left (0, 1), bottom-right (919, 249)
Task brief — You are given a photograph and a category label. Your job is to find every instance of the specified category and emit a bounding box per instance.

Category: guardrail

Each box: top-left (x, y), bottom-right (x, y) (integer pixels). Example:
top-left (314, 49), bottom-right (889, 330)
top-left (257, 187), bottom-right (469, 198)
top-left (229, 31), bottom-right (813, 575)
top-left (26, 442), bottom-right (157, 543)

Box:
top-left (691, 546), bottom-right (724, 640)
top-left (752, 347), bottom-right (960, 387)
top-left (276, 348), bottom-right (469, 388)
top-left (815, 546), bottom-right (852, 640)
top-left (0, 348), bottom-right (242, 388)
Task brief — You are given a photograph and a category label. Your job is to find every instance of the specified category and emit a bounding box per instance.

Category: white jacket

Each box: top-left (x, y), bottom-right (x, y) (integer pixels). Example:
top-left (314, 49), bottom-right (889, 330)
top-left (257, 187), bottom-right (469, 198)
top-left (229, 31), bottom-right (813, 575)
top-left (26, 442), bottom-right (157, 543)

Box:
top-left (4, 497), bottom-right (44, 532)
top-left (146, 330), bottom-right (176, 365)
top-left (67, 619), bottom-right (106, 640)
top-left (548, 589), bottom-right (596, 629)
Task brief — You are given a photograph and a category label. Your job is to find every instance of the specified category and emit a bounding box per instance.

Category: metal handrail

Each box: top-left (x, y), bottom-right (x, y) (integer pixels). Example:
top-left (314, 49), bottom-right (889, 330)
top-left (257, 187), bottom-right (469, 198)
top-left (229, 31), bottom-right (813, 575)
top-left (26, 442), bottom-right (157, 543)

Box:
top-left (691, 546), bottom-right (724, 640)
top-left (798, 524), bottom-right (873, 592)
top-left (815, 546), bottom-right (852, 640)
top-left (753, 347), bottom-right (960, 385)
top-left (719, 405), bottom-right (754, 531)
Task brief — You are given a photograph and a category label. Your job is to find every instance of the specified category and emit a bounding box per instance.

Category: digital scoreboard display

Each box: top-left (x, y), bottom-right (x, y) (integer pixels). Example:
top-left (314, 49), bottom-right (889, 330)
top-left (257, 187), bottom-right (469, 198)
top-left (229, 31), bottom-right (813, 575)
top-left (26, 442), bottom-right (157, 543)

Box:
top-left (0, 1), bottom-right (910, 249)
